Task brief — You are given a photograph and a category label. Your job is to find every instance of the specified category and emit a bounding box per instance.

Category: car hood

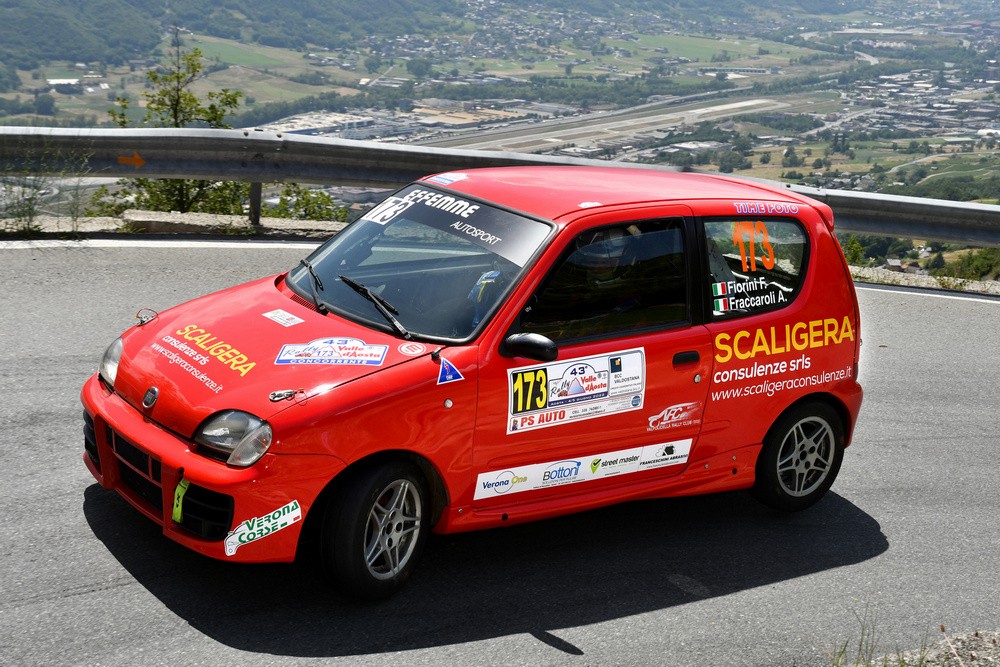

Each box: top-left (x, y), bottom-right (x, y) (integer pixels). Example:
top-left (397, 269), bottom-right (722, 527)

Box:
top-left (113, 275), bottom-right (429, 437)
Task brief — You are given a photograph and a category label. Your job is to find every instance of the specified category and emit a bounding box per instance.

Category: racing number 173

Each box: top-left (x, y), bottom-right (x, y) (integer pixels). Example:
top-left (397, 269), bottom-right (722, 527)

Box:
top-left (733, 221), bottom-right (776, 273)
top-left (511, 369), bottom-right (548, 415)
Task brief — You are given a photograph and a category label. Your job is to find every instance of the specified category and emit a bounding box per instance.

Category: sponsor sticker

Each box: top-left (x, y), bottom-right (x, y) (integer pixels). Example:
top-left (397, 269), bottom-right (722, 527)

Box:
top-left (172, 324), bottom-right (256, 377)
top-left (262, 309), bottom-right (305, 327)
top-left (473, 440), bottom-right (691, 500)
top-left (712, 277), bottom-right (788, 315)
top-left (224, 500), bottom-right (302, 556)
top-left (275, 337), bottom-right (388, 366)
top-left (709, 313), bottom-right (857, 401)
top-left (713, 316), bottom-right (855, 364)
top-left (437, 358), bottom-right (465, 384)
top-left (426, 172), bottom-right (468, 185)
top-left (398, 342), bottom-right (428, 356)
top-left (401, 188), bottom-right (480, 220)
top-left (507, 349), bottom-right (645, 434)
top-left (732, 201), bottom-right (800, 216)
top-left (362, 196), bottom-right (413, 225)
top-left (152, 333), bottom-right (235, 392)
top-left (647, 402), bottom-right (702, 431)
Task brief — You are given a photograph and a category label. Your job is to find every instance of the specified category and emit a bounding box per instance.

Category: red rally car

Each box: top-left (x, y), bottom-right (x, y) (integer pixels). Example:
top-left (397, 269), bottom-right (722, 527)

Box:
top-left (82, 166), bottom-right (863, 598)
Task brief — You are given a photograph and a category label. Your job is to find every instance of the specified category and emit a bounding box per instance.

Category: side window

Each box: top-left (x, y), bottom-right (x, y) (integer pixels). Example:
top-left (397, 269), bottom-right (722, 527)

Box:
top-left (520, 219), bottom-right (687, 341)
top-left (704, 218), bottom-right (807, 318)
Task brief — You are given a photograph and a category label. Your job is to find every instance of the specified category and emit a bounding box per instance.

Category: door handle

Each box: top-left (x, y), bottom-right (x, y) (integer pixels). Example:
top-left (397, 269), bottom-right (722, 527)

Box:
top-left (673, 350), bottom-right (700, 366)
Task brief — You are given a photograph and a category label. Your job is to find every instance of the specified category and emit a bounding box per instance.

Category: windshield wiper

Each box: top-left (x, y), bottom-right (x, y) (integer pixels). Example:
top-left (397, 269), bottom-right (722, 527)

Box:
top-left (299, 259), bottom-right (328, 315)
top-left (338, 274), bottom-right (411, 340)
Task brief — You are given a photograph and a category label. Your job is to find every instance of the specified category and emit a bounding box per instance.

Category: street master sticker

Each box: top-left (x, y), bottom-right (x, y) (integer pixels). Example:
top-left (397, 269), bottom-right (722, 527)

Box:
top-left (507, 348), bottom-right (645, 434)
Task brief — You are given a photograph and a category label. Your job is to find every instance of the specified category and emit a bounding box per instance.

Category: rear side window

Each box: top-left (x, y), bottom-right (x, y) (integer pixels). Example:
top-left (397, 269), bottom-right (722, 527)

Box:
top-left (704, 218), bottom-right (807, 319)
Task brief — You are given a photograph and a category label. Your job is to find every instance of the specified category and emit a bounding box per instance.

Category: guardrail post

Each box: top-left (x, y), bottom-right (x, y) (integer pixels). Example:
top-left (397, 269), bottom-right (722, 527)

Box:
top-left (248, 182), bottom-right (262, 226)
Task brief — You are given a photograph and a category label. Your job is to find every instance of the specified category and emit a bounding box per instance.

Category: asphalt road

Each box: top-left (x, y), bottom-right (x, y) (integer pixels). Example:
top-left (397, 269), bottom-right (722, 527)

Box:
top-left (1, 240), bottom-right (998, 667)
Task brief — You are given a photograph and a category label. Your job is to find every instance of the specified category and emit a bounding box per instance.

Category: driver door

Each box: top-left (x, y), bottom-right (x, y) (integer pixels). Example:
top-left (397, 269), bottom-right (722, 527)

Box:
top-left (472, 214), bottom-right (711, 508)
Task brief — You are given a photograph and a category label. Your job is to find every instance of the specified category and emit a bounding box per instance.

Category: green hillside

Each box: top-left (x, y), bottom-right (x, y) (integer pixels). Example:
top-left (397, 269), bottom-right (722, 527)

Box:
top-left (0, 0), bottom-right (161, 68)
top-left (0, 0), bottom-right (867, 71)
top-left (0, 0), bottom-right (465, 69)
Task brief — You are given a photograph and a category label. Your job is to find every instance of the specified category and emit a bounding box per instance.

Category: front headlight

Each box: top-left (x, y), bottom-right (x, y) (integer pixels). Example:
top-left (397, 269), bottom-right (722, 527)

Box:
top-left (194, 410), bottom-right (273, 467)
top-left (99, 337), bottom-right (124, 388)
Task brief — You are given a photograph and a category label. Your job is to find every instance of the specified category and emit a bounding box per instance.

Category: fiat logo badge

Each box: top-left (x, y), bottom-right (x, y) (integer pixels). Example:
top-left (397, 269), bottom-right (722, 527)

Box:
top-left (142, 387), bottom-right (159, 409)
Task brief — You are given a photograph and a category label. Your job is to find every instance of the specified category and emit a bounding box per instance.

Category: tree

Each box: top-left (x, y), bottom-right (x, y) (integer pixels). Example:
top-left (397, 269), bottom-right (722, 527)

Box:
top-left (717, 150), bottom-right (750, 173)
top-left (268, 184), bottom-right (350, 222)
top-left (927, 252), bottom-right (946, 270)
top-left (781, 147), bottom-right (804, 168)
top-left (844, 236), bottom-right (865, 266)
top-left (406, 58), bottom-right (433, 79)
top-left (364, 55), bottom-right (383, 74)
top-left (90, 29), bottom-right (246, 216)
top-left (33, 94), bottom-right (56, 116)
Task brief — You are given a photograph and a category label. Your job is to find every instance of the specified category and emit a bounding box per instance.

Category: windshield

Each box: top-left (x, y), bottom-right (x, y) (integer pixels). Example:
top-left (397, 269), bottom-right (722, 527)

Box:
top-left (286, 184), bottom-right (552, 341)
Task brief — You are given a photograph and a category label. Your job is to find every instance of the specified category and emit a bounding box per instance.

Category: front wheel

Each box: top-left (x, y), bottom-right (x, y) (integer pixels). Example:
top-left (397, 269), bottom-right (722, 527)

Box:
top-left (321, 460), bottom-right (429, 599)
top-left (751, 402), bottom-right (845, 512)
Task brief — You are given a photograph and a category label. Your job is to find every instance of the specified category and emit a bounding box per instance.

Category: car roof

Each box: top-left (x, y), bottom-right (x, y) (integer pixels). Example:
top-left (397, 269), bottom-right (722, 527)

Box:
top-left (422, 165), bottom-right (813, 222)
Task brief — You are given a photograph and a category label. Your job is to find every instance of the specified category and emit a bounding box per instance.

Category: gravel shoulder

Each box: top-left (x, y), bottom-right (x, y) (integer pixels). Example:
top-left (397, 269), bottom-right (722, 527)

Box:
top-left (850, 266), bottom-right (1000, 297)
top-left (894, 630), bottom-right (1000, 666)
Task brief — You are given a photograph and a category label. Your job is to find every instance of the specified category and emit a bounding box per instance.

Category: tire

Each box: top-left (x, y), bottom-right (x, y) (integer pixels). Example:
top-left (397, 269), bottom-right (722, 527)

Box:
top-left (321, 460), bottom-right (429, 599)
top-left (751, 402), bottom-right (845, 512)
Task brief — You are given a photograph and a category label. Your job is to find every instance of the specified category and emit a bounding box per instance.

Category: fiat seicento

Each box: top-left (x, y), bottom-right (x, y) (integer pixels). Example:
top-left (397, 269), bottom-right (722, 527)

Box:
top-left (82, 166), bottom-right (863, 598)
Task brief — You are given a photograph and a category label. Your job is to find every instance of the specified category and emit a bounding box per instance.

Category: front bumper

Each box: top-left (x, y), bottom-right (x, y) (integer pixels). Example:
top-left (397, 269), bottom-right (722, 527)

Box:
top-left (81, 374), bottom-right (345, 563)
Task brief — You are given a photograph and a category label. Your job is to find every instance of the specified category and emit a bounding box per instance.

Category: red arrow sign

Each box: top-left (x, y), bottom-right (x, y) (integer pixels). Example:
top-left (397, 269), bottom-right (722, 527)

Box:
top-left (117, 152), bottom-right (145, 169)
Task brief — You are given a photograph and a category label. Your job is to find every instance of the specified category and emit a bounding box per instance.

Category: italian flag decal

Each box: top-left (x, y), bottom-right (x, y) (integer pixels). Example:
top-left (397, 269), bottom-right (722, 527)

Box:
top-left (713, 282), bottom-right (730, 312)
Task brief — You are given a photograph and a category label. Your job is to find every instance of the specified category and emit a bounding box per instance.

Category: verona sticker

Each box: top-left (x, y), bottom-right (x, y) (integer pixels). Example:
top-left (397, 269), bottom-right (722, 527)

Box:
top-left (473, 440), bottom-right (692, 501)
top-left (224, 500), bottom-right (302, 556)
top-left (506, 348), bottom-right (645, 434)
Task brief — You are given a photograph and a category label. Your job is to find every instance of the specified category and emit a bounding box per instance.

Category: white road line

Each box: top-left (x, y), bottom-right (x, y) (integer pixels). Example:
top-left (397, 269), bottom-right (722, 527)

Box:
top-left (855, 284), bottom-right (1000, 304)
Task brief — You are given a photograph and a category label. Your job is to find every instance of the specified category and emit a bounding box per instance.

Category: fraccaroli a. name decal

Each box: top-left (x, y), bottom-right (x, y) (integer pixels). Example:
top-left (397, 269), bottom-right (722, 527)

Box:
top-left (224, 500), bottom-right (302, 556)
top-left (275, 337), bottom-right (388, 366)
top-left (506, 348), bottom-right (645, 434)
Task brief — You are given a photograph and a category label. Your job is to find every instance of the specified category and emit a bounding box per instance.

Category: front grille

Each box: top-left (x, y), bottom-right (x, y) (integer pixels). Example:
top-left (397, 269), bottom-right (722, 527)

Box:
top-left (110, 431), bottom-right (163, 513)
top-left (83, 411), bottom-right (100, 472)
top-left (179, 484), bottom-right (235, 541)
top-left (118, 464), bottom-right (164, 511)
top-left (103, 426), bottom-right (234, 541)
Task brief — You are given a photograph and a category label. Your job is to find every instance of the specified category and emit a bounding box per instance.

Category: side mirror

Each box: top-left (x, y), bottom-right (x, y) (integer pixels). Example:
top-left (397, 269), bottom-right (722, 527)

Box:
top-left (500, 332), bottom-right (558, 362)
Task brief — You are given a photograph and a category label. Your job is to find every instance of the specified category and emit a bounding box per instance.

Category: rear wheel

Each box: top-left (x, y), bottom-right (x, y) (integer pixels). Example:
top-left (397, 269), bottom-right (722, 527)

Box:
top-left (321, 460), bottom-right (429, 599)
top-left (752, 402), bottom-right (845, 512)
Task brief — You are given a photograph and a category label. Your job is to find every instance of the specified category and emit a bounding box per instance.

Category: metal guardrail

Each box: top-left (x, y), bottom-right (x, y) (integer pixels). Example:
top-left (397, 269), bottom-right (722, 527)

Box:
top-left (3, 126), bottom-right (1000, 247)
